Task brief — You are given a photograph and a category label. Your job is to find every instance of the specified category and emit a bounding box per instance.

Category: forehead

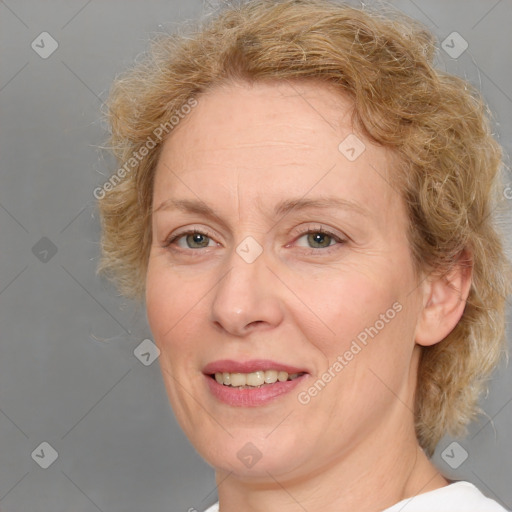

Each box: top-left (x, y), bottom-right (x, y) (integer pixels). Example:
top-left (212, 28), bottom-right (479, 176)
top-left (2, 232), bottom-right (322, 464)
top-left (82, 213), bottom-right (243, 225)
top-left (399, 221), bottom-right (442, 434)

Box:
top-left (158, 80), bottom-right (353, 165)
top-left (153, 80), bottom-right (397, 218)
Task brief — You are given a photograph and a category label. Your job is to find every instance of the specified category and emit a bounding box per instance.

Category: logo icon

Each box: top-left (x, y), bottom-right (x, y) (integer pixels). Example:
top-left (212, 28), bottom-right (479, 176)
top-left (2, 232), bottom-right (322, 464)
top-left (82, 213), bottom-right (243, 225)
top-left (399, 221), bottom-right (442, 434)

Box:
top-left (236, 236), bottom-right (263, 264)
top-left (31, 442), bottom-right (58, 469)
top-left (32, 237), bottom-right (58, 263)
top-left (441, 441), bottom-right (468, 469)
top-left (441, 32), bottom-right (468, 59)
top-left (338, 133), bottom-right (366, 162)
top-left (134, 339), bottom-right (160, 366)
top-left (31, 32), bottom-right (59, 59)
top-left (237, 442), bottom-right (263, 468)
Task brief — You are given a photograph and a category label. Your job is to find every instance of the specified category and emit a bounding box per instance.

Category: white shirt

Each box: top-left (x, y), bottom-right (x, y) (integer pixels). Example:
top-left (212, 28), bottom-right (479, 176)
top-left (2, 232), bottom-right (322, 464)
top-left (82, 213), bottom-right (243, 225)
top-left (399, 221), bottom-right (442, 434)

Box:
top-left (203, 481), bottom-right (509, 511)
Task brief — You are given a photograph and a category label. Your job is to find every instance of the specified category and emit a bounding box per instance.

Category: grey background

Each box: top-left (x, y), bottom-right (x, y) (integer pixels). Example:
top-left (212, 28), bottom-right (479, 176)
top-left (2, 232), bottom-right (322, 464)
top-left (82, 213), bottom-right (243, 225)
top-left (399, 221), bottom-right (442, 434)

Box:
top-left (0, 0), bottom-right (511, 511)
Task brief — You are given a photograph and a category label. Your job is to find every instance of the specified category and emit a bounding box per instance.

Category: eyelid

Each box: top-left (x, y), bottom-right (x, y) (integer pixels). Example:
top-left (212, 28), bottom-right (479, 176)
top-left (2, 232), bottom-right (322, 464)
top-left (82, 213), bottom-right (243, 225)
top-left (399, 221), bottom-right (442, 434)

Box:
top-left (292, 224), bottom-right (347, 242)
top-left (163, 226), bottom-right (220, 248)
top-left (161, 223), bottom-right (348, 252)
top-left (289, 225), bottom-right (348, 255)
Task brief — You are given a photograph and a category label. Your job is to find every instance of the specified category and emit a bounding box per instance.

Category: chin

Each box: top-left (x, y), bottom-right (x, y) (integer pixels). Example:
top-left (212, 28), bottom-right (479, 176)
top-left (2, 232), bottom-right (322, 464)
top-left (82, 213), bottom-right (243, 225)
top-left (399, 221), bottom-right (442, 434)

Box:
top-left (193, 426), bottom-right (310, 480)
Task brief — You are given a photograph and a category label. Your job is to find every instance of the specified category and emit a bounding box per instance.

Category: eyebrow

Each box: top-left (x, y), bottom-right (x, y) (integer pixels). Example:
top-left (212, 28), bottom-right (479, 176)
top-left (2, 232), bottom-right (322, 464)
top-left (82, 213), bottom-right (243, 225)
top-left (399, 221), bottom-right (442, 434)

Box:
top-left (153, 198), bottom-right (219, 218)
top-left (153, 196), bottom-right (371, 220)
top-left (273, 197), bottom-right (371, 219)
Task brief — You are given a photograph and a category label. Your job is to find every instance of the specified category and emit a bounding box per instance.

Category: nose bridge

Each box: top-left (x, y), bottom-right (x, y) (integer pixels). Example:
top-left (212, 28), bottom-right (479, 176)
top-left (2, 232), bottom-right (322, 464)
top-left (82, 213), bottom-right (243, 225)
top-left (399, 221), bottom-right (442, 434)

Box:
top-left (210, 239), bottom-right (283, 335)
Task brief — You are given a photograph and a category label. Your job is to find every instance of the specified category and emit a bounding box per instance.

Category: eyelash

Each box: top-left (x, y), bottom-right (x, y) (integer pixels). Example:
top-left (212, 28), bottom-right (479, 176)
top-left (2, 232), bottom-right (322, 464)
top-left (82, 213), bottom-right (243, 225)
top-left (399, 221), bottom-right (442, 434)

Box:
top-left (163, 228), bottom-right (217, 250)
top-left (292, 225), bottom-right (346, 253)
top-left (163, 226), bottom-right (346, 254)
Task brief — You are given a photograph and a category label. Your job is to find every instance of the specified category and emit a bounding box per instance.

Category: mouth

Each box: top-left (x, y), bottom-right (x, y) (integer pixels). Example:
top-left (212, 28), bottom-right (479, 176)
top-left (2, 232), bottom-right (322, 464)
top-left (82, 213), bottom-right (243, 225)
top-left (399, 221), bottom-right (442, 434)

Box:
top-left (202, 359), bottom-right (309, 406)
top-left (210, 370), bottom-right (306, 389)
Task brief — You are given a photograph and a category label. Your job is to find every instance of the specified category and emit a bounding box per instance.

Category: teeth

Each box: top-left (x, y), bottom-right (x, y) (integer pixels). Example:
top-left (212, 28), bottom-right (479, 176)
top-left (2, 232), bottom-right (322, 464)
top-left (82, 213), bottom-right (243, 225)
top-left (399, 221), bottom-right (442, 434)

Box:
top-left (229, 373), bottom-right (246, 387)
top-left (213, 370), bottom-right (304, 387)
top-left (246, 371), bottom-right (265, 386)
top-left (264, 370), bottom-right (278, 383)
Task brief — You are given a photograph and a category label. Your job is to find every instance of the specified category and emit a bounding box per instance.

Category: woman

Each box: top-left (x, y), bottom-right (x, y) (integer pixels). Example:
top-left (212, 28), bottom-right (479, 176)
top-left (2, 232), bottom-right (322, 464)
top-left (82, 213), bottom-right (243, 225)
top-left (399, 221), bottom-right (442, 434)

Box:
top-left (98, 0), bottom-right (511, 510)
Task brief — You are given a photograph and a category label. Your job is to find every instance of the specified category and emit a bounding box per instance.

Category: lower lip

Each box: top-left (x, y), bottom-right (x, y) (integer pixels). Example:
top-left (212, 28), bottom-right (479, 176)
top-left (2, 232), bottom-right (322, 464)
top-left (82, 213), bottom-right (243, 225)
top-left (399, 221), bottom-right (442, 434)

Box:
top-left (205, 374), bottom-right (307, 407)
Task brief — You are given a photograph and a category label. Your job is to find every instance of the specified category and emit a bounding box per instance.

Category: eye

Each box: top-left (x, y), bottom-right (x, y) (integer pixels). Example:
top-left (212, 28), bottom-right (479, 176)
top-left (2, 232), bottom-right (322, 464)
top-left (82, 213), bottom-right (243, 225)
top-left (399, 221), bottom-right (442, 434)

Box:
top-left (166, 230), bottom-right (217, 249)
top-left (293, 227), bottom-right (346, 251)
top-left (302, 232), bottom-right (336, 249)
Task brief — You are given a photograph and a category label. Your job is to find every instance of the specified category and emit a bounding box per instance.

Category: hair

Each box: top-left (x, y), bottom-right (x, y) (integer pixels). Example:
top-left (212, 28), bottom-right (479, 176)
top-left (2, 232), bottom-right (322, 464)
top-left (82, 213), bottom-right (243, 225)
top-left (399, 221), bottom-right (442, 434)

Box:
top-left (98, 0), bottom-right (512, 455)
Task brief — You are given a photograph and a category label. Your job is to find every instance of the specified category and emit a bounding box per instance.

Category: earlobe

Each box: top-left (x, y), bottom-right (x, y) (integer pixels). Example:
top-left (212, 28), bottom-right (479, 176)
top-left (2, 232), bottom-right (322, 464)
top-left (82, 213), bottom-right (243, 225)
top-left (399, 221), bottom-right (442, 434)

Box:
top-left (415, 250), bottom-right (473, 347)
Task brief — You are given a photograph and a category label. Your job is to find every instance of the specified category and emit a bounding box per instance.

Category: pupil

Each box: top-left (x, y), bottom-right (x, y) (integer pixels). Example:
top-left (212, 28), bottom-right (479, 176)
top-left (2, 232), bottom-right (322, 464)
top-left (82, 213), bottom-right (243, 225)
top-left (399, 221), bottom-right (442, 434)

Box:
top-left (308, 232), bottom-right (330, 248)
top-left (188, 233), bottom-right (209, 247)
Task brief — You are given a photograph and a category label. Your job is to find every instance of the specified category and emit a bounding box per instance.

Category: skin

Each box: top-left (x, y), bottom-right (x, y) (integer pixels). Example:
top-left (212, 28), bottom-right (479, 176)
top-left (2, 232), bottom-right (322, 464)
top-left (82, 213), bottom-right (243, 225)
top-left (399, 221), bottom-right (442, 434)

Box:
top-left (145, 80), bottom-right (472, 512)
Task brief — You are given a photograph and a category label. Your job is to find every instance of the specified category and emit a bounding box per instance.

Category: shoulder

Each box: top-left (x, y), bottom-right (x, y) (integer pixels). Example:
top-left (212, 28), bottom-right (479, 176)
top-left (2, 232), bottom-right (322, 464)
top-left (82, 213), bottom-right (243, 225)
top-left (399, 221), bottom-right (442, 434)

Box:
top-left (383, 481), bottom-right (509, 512)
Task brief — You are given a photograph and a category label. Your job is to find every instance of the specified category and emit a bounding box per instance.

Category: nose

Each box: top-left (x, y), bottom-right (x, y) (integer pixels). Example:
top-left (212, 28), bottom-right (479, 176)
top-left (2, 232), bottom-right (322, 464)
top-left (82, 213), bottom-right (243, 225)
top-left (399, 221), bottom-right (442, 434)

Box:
top-left (210, 246), bottom-right (284, 336)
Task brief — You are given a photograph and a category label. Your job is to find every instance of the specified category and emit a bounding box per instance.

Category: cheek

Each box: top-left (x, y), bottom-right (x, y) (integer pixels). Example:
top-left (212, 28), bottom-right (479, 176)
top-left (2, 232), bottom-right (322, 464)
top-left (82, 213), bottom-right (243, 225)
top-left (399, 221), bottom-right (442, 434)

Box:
top-left (145, 261), bottom-right (187, 343)
top-left (145, 268), bottom-right (169, 338)
top-left (145, 259), bottom-right (212, 362)
top-left (300, 269), bottom-right (416, 387)
top-left (145, 272), bottom-right (198, 399)
top-left (301, 268), bottom-right (399, 339)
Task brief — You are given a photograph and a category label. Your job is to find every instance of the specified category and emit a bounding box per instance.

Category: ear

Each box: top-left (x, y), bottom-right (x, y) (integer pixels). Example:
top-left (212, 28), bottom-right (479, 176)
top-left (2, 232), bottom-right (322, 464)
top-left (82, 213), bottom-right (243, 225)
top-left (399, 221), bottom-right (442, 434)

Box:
top-left (414, 249), bottom-right (473, 347)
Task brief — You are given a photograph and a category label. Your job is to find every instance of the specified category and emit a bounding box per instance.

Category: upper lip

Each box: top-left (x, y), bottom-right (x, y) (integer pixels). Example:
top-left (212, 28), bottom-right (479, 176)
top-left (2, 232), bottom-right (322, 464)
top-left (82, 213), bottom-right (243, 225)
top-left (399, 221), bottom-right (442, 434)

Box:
top-left (203, 359), bottom-right (308, 375)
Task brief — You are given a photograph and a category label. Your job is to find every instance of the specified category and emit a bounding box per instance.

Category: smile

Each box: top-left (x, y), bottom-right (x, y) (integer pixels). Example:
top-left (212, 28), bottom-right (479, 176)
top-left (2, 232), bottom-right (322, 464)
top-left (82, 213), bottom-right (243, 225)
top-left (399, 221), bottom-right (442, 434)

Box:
top-left (213, 370), bottom-right (305, 388)
top-left (203, 360), bottom-right (309, 406)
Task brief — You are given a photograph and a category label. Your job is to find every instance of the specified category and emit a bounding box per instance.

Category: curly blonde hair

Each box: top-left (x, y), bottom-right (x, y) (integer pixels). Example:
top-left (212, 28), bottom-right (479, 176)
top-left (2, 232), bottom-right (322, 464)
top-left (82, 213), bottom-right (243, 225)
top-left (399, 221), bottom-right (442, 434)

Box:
top-left (98, 0), bottom-right (512, 455)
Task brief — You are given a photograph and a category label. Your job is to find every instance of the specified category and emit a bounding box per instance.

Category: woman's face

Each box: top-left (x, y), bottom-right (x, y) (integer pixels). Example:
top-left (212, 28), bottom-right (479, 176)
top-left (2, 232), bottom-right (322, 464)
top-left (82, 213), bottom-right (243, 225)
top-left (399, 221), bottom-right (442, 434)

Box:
top-left (146, 80), bottom-right (425, 480)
